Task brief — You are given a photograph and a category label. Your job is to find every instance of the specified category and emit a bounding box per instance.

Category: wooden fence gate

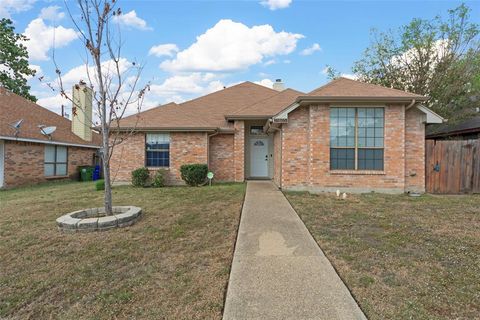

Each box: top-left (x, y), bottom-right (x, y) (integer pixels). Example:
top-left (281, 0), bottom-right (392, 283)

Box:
top-left (426, 139), bottom-right (480, 194)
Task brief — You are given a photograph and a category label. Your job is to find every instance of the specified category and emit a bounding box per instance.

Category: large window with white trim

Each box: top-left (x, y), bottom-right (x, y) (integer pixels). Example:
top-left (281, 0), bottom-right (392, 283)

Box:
top-left (146, 133), bottom-right (170, 167)
top-left (44, 145), bottom-right (68, 176)
top-left (330, 107), bottom-right (384, 171)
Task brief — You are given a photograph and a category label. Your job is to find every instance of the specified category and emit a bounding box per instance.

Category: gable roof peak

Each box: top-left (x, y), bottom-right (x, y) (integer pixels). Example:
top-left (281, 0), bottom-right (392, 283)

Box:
top-left (308, 76), bottom-right (426, 99)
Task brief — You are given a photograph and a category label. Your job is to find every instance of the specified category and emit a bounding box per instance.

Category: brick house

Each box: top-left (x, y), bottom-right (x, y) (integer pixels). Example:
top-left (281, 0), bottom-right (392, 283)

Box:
top-left (111, 78), bottom-right (444, 193)
top-left (0, 86), bottom-right (100, 188)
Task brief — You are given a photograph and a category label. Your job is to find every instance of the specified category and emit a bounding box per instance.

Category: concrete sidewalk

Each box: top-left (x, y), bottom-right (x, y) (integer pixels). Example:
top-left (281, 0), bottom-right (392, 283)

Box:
top-left (223, 181), bottom-right (366, 320)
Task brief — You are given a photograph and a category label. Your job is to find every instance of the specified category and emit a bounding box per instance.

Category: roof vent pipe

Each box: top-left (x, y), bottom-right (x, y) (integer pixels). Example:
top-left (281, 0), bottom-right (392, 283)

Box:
top-left (273, 79), bottom-right (285, 92)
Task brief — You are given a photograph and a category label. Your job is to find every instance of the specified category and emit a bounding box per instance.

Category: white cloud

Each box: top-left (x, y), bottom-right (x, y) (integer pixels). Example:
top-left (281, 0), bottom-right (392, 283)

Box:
top-left (37, 58), bottom-right (139, 116)
top-left (283, 59), bottom-right (291, 64)
top-left (148, 44), bottom-right (179, 57)
top-left (320, 66), bottom-right (357, 80)
top-left (391, 39), bottom-right (449, 67)
top-left (0, 61), bottom-right (40, 81)
top-left (58, 58), bottom-right (132, 88)
top-left (26, 64), bottom-right (42, 80)
top-left (37, 94), bottom-right (67, 115)
top-left (300, 43), bottom-right (321, 56)
top-left (148, 73), bottom-right (225, 105)
top-left (0, 0), bottom-right (36, 18)
top-left (254, 78), bottom-right (274, 88)
top-left (260, 0), bottom-right (292, 10)
top-left (264, 59), bottom-right (276, 66)
top-left (39, 5), bottom-right (65, 21)
top-left (160, 19), bottom-right (304, 72)
top-left (340, 73), bottom-right (358, 80)
top-left (23, 18), bottom-right (78, 61)
top-left (112, 10), bottom-right (152, 31)
top-left (321, 66), bottom-right (330, 75)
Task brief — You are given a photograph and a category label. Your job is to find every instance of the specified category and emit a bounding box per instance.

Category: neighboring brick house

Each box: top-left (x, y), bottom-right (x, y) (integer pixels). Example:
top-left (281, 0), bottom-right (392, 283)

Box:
top-left (0, 85), bottom-right (100, 188)
top-left (112, 78), bottom-right (444, 193)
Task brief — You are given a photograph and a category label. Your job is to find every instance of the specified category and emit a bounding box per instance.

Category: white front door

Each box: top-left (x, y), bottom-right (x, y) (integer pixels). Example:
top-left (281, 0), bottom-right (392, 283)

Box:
top-left (250, 138), bottom-right (269, 177)
top-left (0, 140), bottom-right (4, 188)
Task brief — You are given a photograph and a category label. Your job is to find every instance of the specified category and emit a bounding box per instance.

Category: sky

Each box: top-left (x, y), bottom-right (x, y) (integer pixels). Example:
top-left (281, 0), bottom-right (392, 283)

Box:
top-left (2, 0), bottom-right (479, 117)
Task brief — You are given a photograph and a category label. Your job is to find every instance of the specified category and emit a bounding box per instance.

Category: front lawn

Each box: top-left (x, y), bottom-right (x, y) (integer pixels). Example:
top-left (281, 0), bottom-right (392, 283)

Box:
top-left (286, 192), bottom-right (480, 320)
top-left (0, 181), bottom-right (245, 319)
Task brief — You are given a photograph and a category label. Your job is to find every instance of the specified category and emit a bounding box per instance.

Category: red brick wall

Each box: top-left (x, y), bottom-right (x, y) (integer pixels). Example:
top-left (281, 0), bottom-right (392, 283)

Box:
top-left (209, 134), bottom-right (235, 181)
top-left (169, 132), bottom-right (208, 184)
top-left (281, 104), bottom-right (412, 193)
top-left (3, 140), bottom-right (95, 188)
top-left (68, 146), bottom-right (95, 180)
top-left (281, 106), bottom-right (310, 187)
top-left (405, 108), bottom-right (426, 193)
top-left (233, 121), bottom-right (245, 182)
top-left (110, 132), bottom-right (208, 185)
top-left (273, 129), bottom-right (282, 187)
top-left (110, 133), bottom-right (145, 182)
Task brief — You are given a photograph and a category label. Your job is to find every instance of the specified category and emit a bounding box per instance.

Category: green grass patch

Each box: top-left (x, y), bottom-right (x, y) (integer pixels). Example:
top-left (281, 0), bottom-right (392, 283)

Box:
top-left (286, 191), bottom-right (480, 320)
top-left (0, 181), bottom-right (245, 319)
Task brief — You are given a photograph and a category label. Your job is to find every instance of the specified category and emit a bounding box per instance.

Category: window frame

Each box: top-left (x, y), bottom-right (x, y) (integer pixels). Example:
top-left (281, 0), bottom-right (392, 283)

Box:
top-left (44, 145), bottom-right (68, 177)
top-left (330, 106), bottom-right (385, 171)
top-left (249, 125), bottom-right (265, 136)
top-left (145, 133), bottom-right (170, 168)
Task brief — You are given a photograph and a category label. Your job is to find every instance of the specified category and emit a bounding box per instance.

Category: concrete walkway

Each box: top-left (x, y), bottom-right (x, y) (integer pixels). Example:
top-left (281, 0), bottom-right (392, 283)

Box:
top-left (223, 181), bottom-right (366, 320)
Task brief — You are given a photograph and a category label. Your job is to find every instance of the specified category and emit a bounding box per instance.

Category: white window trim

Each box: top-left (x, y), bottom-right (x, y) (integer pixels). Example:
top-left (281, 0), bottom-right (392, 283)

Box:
top-left (145, 133), bottom-right (170, 168)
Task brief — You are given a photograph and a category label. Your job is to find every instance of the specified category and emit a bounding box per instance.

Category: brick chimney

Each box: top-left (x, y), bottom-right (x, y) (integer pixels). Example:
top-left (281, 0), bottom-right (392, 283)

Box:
top-left (71, 81), bottom-right (93, 141)
top-left (273, 79), bottom-right (285, 92)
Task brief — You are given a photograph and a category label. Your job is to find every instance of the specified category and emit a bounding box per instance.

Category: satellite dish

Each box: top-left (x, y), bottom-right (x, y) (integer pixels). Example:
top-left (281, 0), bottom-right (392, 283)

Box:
top-left (39, 126), bottom-right (57, 139)
top-left (9, 119), bottom-right (23, 136)
top-left (10, 119), bottom-right (23, 129)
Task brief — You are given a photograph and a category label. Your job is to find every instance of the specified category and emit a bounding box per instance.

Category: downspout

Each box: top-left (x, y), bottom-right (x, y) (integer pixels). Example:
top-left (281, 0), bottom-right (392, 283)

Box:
top-left (404, 99), bottom-right (416, 192)
top-left (405, 99), bottom-right (416, 110)
top-left (207, 130), bottom-right (220, 169)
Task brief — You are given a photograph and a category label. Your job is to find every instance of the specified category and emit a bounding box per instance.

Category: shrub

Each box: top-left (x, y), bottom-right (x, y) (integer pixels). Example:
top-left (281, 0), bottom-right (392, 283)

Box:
top-left (180, 164), bottom-right (208, 186)
top-left (131, 167), bottom-right (150, 187)
top-left (152, 169), bottom-right (166, 188)
top-left (95, 179), bottom-right (105, 191)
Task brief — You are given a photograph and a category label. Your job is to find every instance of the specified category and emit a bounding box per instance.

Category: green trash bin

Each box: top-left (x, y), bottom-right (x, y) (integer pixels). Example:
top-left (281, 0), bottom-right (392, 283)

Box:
top-left (79, 166), bottom-right (94, 181)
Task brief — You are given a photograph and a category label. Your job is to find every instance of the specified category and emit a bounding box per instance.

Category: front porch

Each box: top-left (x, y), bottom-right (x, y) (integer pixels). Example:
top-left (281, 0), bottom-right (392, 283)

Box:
top-left (232, 120), bottom-right (276, 182)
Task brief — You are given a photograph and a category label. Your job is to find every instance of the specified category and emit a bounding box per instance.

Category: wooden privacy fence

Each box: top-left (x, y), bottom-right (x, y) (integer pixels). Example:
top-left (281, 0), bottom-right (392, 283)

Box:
top-left (426, 139), bottom-right (480, 194)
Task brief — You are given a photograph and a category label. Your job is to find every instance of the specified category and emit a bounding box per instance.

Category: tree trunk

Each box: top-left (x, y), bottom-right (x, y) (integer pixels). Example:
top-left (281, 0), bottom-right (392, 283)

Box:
top-left (102, 124), bottom-right (113, 215)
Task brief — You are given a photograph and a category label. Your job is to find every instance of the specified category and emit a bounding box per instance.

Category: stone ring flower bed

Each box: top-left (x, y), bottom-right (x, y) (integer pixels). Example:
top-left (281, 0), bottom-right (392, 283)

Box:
top-left (56, 206), bottom-right (142, 232)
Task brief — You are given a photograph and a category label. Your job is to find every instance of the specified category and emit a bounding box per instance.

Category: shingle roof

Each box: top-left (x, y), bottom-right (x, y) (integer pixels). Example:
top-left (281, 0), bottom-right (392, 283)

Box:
top-left (308, 77), bottom-right (427, 100)
top-left (117, 78), bottom-right (428, 131)
top-left (116, 102), bottom-right (214, 130)
top-left (426, 116), bottom-right (480, 137)
top-left (119, 81), bottom-right (279, 130)
top-left (226, 88), bottom-right (303, 118)
top-left (0, 87), bottom-right (101, 147)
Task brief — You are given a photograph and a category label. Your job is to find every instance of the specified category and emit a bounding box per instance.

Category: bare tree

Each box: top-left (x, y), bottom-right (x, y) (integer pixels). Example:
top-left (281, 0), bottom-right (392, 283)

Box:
top-left (50, 0), bottom-right (149, 215)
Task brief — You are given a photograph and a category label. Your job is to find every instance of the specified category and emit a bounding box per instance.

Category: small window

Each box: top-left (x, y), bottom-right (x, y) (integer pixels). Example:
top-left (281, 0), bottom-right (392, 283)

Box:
top-left (146, 133), bottom-right (170, 167)
top-left (45, 145), bottom-right (68, 176)
top-left (250, 126), bottom-right (264, 135)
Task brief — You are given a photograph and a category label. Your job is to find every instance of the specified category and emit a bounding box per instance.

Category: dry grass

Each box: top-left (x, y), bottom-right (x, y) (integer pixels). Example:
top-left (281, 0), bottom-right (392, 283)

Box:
top-left (285, 191), bottom-right (480, 320)
top-left (0, 181), bottom-right (245, 320)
